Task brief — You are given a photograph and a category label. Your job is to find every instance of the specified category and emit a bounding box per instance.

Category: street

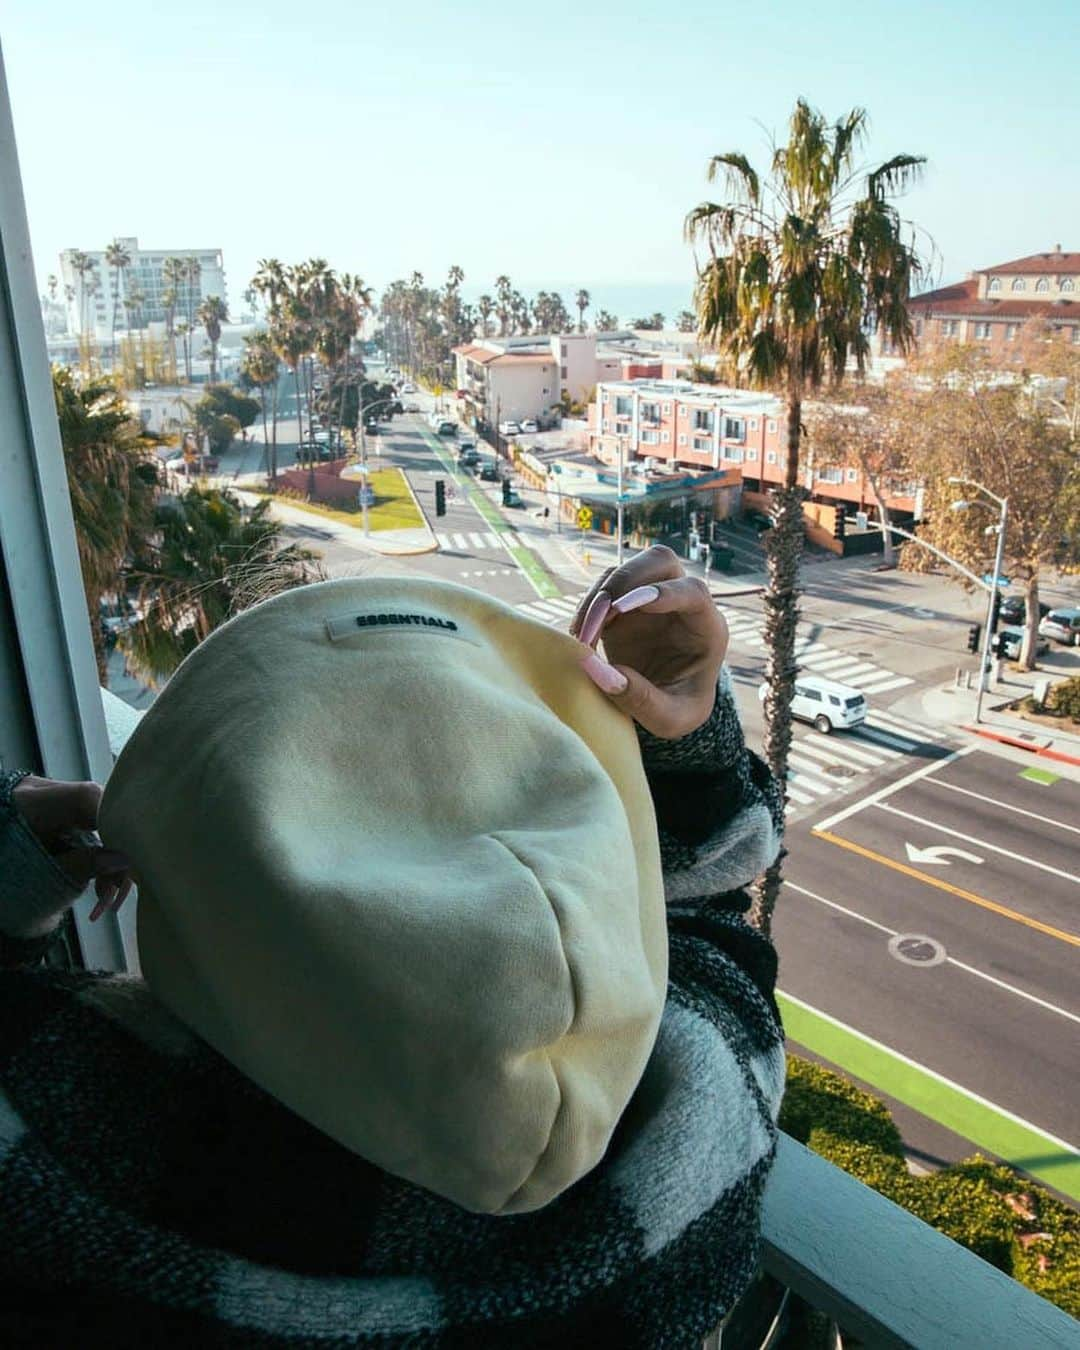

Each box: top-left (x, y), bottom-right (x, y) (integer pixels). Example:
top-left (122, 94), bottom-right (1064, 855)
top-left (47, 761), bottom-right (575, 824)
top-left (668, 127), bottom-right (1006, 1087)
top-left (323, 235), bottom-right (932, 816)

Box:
top-left (191, 379), bottom-right (1080, 1200)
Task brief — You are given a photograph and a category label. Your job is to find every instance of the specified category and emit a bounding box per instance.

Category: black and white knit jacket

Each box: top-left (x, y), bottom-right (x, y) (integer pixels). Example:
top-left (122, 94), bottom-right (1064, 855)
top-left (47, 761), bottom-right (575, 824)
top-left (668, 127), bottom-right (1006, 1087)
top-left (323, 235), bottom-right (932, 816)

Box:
top-left (0, 669), bottom-right (784, 1348)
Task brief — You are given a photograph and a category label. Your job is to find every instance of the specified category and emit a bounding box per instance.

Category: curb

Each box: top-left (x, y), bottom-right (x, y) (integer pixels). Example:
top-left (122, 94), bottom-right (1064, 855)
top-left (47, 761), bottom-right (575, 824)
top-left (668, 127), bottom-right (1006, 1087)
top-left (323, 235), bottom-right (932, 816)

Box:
top-left (391, 464), bottom-right (439, 556)
top-left (964, 725), bottom-right (1080, 767)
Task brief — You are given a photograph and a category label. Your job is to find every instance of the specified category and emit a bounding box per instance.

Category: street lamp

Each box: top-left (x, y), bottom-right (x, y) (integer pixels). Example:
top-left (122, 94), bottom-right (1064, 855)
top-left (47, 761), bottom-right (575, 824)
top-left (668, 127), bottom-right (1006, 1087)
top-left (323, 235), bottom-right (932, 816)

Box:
top-left (948, 477), bottom-right (1008, 724)
top-left (617, 434), bottom-right (627, 565)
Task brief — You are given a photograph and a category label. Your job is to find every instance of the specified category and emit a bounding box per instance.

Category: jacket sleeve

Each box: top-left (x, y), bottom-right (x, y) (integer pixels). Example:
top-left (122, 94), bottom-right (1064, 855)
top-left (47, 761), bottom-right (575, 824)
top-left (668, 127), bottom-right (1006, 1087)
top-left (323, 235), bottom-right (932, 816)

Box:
top-left (0, 770), bottom-right (79, 968)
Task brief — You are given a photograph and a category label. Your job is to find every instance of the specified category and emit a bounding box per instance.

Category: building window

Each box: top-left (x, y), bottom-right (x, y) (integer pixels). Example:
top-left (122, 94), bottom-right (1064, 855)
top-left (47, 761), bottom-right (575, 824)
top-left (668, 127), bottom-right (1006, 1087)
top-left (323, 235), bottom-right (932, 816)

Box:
top-left (817, 467), bottom-right (844, 484)
top-left (661, 402), bottom-right (671, 415)
top-left (1062, 278), bottom-right (1075, 293)
top-left (724, 417), bottom-right (746, 441)
top-left (615, 396), bottom-right (633, 416)
top-left (1073, 327), bottom-right (1080, 345)
top-left (846, 468), bottom-right (859, 483)
top-left (724, 447), bottom-right (744, 464)
top-left (974, 322), bottom-right (992, 339)
top-left (641, 430), bottom-right (660, 445)
top-left (1035, 278), bottom-right (1049, 293)
top-left (767, 418), bottom-right (777, 433)
top-left (766, 450), bottom-right (777, 464)
top-left (749, 418), bottom-right (759, 430)
top-left (601, 392), bottom-right (609, 403)
top-left (677, 433), bottom-right (687, 446)
top-left (988, 278), bottom-right (1001, 293)
top-left (746, 448), bottom-right (757, 461)
top-left (1011, 278), bottom-right (1025, 292)
top-left (660, 430), bottom-right (670, 444)
top-left (640, 402), bottom-right (660, 423)
top-left (942, 320), bottom-right (959, 337)
top-left (561, 366), bottom-right (567, 379)
top-left (560, 343), bottom-right (567, 357)
top-left (601, 419), bottom-right (610, 432)
top-left (692, 408), bottom-right (714, 432)
top-left (1006, 324), bottom-right (1019, 340)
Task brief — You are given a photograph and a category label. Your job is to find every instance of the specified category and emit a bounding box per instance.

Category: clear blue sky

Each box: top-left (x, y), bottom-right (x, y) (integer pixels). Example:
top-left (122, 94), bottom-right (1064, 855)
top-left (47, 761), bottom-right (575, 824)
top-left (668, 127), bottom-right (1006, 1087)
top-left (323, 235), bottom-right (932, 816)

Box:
top-left (4, 0), bottom-right (1077, 306)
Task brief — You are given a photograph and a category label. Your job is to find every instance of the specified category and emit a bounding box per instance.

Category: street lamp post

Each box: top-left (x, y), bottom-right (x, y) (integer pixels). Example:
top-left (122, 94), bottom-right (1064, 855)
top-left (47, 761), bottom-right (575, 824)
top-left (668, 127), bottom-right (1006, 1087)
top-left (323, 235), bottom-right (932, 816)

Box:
top-left (948, 477), bottom-right (1009, 725)
top-left (617, 435), bottom-right (626, 565)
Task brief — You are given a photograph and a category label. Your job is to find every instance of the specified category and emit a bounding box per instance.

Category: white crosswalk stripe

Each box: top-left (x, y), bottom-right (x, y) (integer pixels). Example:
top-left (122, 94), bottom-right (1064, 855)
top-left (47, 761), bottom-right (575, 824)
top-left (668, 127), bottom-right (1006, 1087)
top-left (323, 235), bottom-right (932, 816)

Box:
top-left (857, 674), bottom-right (914, 695)
top-left (483, 532), bottom-right (501, 549)
top-left (468, 532), bottom-right (488, 549)
top-left (451, 533), bottom-right (468, 549)
top-left (805, 732), bottom-right (894, 765)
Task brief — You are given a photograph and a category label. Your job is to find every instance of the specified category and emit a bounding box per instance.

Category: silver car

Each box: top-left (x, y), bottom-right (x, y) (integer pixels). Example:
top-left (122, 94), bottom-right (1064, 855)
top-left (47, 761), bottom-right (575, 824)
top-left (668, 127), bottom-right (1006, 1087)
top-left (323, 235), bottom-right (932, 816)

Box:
top-left (1038, 608), bottom-right (1080, 647)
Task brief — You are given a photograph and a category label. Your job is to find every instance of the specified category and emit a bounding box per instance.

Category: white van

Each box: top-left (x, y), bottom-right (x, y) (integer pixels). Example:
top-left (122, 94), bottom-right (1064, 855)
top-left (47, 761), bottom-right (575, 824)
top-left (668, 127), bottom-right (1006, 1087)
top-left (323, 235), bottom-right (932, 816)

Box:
top-left (759, 673), bottom-right (867, 734)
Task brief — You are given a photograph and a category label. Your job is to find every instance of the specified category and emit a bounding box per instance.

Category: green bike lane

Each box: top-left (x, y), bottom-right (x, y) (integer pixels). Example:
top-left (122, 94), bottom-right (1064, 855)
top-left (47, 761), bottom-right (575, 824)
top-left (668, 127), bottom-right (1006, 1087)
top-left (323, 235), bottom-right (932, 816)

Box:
top-left (412, 420), bottom-right (561, 601)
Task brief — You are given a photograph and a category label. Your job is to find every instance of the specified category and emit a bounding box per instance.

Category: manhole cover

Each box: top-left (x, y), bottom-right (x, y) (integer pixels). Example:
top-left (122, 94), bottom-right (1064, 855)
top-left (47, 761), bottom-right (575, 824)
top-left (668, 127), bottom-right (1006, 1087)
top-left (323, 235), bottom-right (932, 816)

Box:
top-left (857, 651), bottom-right (874, 659)
top-left (888, 934), bottom-right (946, 967)
top-left (822, 764), bottom-right (857, 778)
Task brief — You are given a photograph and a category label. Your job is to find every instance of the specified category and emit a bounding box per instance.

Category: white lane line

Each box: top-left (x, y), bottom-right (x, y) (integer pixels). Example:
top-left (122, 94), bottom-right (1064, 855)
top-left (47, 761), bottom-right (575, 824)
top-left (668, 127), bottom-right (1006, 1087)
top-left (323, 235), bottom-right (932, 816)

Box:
top-left (786, 882), bottom-right (1080, 1028)
top-left (812, 744), bottom-right (977, 833)
top-left (779, 991), bottom-right (1080, 1156)
top-left (857, 674), bottom-right (915, 694)
top-left (795, 740), bottom-right (879, 770)
top-left (875, 802), bottom-right (1080, 886)
top-left (922, 778), bottom-right (1080, 836)
top-left (806, 733), bottom-right (890, 766)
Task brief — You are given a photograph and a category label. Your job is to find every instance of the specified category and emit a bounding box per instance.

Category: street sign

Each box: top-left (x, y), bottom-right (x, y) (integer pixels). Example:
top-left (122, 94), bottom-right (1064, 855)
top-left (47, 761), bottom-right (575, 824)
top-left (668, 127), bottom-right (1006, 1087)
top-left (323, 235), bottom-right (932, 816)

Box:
top-left (358, 486), bottom-right (375, 507)
top-left (982, 573), bottom-right (1011, 588)
top-left (577, 506), bottom-right (593, 531)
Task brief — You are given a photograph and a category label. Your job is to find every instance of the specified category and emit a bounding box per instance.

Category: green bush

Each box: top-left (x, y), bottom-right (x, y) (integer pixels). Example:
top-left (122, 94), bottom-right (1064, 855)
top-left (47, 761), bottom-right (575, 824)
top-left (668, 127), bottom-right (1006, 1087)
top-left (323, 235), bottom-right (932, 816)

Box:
top-left (1047, 674), bottom-right (1080, 722)
top-left (781, 1057), bottom-right (1080, 1318)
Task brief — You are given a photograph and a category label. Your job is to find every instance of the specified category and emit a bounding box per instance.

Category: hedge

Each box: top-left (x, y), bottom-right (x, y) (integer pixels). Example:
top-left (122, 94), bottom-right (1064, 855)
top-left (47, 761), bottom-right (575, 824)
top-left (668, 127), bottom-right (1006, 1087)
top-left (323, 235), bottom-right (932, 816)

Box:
top-left (779, 1057), bottom-right (1080, 1318)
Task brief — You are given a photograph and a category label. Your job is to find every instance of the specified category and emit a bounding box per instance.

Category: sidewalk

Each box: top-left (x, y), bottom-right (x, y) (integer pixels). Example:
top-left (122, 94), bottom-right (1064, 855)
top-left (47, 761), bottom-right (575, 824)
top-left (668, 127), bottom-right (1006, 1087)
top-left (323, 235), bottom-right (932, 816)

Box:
top-left (233, 481), bottom-right (438, 557)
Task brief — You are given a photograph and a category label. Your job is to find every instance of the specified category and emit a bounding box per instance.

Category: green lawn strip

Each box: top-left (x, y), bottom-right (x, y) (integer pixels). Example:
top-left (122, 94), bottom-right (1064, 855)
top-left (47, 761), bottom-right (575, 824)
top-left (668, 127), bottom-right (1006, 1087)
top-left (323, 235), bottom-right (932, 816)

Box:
top-left (777, 991), bottom-right (1080, 1202)
top-left (415, 422), bottom-right (561, 600)
top-left (262, 467), bottom-right (422, 532)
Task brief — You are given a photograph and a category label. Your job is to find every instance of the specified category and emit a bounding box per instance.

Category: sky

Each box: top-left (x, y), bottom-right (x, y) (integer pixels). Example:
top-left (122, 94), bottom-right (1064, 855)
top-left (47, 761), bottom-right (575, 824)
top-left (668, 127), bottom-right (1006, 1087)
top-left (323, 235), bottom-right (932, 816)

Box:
top-left (3, 0), bottom-right (1078, 313)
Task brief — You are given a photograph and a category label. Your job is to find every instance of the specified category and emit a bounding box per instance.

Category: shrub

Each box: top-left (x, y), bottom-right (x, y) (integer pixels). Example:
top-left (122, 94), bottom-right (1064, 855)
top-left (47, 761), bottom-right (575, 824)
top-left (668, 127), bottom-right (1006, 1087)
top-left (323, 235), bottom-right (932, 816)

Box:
top-left (1047, 674), bottom-right (1080, 722)
top-left (781, 1057), bottom-right (1080, 1317)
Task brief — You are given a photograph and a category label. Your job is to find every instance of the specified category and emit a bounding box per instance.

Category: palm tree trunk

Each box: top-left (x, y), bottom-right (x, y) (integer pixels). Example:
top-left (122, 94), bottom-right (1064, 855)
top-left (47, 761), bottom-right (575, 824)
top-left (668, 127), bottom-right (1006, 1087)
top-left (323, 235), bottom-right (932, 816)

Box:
top-left (749, 394), bottom-right (804, 937)
top-left (293, 366), bottom-right (304, 457)
top-left (270, 374), bottom-right (279, 479)
top-left (260, 381), bottom-right (270, 480)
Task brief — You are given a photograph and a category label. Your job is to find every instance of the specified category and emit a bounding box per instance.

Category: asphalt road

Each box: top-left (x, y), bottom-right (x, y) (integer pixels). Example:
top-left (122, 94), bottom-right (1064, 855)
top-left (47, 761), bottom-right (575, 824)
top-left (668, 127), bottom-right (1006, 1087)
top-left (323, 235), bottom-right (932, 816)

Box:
top-left (778, 745), bottom-right (1080, 1198)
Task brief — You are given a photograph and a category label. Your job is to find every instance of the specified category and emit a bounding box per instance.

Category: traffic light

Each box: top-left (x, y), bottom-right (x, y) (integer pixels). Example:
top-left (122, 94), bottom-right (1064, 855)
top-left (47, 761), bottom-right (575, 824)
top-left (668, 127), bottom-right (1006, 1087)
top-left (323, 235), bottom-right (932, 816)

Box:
top-left (991, 631), bottom-right (1006, 658)
top-left (966, 623), bottom-right (981, 653)
top-left (502, 478), bottom-right (511, 505)
top-left (990, 591), bottom-right (1002, 632)
top-left (435, 479), bottom-right (446, 517)
top-left (832, 509), bottom-right (846, 540)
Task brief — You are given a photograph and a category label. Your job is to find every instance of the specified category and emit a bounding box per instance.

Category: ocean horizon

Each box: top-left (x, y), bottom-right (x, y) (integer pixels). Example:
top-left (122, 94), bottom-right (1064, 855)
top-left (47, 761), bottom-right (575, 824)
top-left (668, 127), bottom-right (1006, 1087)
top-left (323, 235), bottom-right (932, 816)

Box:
top-left (459, 279), bottom-right (696, 330)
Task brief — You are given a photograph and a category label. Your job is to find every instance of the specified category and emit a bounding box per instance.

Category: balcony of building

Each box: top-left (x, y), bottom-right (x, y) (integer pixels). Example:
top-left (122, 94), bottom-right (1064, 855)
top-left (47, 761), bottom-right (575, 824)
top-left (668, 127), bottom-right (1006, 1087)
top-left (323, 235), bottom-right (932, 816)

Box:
top-left (1, 48), bottom-right (1076, 1350)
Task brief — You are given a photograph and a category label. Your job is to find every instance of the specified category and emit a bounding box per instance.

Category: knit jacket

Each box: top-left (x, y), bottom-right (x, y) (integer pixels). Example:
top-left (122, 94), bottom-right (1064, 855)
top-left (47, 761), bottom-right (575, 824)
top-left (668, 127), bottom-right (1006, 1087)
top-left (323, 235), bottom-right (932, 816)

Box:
top-left (0, 669), bottom-right (785, 1349)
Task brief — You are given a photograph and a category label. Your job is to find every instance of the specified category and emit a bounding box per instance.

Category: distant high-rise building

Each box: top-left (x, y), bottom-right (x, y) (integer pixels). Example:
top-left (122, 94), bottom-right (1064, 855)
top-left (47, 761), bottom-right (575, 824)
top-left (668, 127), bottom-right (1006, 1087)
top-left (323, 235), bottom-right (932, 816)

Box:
top-left (58, 237), bottom-right (227, 338)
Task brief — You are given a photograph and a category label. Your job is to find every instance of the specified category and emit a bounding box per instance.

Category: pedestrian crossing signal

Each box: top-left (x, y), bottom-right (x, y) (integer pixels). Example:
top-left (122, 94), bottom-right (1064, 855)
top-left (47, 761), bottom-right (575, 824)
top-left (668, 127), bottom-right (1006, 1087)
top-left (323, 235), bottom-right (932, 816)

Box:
top-left (966, 623), bottom-right (981, 653)
top-left (577, 506), bottom-right (593, 531)
top-left (435, 479), bottom-right (446, 517)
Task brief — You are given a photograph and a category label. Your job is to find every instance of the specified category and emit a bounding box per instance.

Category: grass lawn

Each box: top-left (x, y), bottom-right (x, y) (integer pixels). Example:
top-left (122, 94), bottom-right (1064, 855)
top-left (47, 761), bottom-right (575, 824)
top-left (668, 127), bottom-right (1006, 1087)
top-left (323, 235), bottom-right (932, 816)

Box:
top-left (263, 467), bottom-right (424, 532)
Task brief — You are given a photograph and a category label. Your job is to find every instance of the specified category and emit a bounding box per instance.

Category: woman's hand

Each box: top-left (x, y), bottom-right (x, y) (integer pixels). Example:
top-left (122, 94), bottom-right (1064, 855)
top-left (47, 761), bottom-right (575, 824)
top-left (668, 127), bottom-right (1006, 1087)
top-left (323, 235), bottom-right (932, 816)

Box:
top-left (12, 776), bottom-right (133, 921)
top-left (570, 545), bottom-right (728, 739)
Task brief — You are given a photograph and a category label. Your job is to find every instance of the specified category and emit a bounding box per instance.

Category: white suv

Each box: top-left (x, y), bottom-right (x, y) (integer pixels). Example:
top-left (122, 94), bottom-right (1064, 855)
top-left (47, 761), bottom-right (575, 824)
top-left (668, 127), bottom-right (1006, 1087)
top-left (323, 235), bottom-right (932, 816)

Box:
top-left (1039, 607), bottom-right (1080, 646)
top-left (760, 674), bottom-right (867, 734)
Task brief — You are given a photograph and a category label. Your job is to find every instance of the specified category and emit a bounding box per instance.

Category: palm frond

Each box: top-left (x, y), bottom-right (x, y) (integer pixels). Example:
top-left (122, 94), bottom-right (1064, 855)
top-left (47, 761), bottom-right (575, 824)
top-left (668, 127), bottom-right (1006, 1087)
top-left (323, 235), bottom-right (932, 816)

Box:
top-left (867, 154), bottom-right (926, 200)
top-left (705, 152), bottom-right (761, 204)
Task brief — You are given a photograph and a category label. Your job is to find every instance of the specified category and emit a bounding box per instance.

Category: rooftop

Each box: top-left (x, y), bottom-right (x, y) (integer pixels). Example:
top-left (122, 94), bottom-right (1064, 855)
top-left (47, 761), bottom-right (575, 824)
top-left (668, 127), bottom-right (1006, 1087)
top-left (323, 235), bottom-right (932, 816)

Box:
top-left (982, 248), bottom-right (1080, 275)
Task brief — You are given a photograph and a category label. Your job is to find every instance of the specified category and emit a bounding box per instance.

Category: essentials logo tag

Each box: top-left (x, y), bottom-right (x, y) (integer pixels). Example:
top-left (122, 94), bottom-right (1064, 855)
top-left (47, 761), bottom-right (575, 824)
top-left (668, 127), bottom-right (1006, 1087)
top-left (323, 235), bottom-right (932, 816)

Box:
top-left (325, 611), bottom-right (468, 643)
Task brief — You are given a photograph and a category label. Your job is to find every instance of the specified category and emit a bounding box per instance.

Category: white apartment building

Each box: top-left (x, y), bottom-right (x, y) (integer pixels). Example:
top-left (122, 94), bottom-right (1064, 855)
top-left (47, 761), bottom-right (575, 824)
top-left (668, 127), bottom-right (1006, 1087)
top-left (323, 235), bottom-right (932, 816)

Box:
top-left (58, 237), bottom-right (227, 339)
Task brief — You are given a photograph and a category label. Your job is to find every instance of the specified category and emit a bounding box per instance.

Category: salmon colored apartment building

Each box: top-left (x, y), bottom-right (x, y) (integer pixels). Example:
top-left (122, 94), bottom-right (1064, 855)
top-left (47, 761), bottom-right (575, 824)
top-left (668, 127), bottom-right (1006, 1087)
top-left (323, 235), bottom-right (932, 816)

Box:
top-left (588, 380), bottom-right (919, 518)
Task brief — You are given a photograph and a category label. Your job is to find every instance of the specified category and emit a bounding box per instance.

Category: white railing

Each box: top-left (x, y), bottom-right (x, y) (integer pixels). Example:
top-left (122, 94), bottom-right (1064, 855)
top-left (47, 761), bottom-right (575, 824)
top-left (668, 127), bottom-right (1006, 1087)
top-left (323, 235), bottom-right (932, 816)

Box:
top-left (760, 1136), bottom-right (1077, 1348)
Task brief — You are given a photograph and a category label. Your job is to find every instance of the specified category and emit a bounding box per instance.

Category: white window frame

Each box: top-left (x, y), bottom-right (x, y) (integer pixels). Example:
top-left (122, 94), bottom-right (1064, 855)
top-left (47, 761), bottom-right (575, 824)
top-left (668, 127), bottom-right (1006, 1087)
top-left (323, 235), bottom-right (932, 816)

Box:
top-left (817, 466), bottom-right (844, 484)
top-left (724, 417), bottom-right (746, 442)
top-left (677, 433), bottom-right (687, 446)
top-left (974, 322), bottom-right (991, 339)
top-left (988, 278), bottom-right (1001, 293)
top-left (0, 49), bottom-right (128, 972)
top-left (846, 468), bottom-right (859, 483)
top-left (601, 391), bottom-right (609, 404)
top-left (1062, 278), bottom-right (1075, 293)
top-left (766, 449), bottom-right (778, 464)
top-left (660, 430), bottom-right (670, 444)
top-left (601, 419), bottom-right (610, 431)
top-left (641, 429), bottom-right (660, 445)
top-left (1011, 278), bottom-right (1025, 292)
top-left (750, 418), bottom-right (759, 430)
top-left (1035, 278), bottom-right (1049, 293)
top-left (1006, 325), bottom-right (1019, 340)
top-left (677, 405), bottom-right (687, 418)
top-left (615, 396), bottom-right (633, 416)
top-left (746, 448), bottom-right (758, 461)
top-left (767, 418), bottom-right (777, 433)
top-left (661, 402), bottom-right (671, 415)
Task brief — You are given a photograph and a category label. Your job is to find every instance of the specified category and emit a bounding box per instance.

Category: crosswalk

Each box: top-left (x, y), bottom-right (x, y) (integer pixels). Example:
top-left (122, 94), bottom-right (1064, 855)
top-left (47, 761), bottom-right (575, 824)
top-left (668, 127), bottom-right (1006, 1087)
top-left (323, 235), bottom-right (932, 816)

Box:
top-left (514, 592), bottom-right (585, 626)
top-left (716, 604), bottom-right (914, 697)
top-left (785, 708), bottom-right (953, 809)
top-left (436, 531), bottom-right (527, 553)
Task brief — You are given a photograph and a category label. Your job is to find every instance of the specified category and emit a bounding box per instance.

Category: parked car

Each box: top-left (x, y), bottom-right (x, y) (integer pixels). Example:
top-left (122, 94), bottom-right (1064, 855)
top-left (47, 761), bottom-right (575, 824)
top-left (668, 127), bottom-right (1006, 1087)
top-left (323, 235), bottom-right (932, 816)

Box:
top-left (479, 462), bottom-right (500, 482)
top-left (744, 510), bottom-right (773, 533)
top-left (1038, 607), bottom-right (1080, 646)
top-left (499, 420), bottom-right (522, 436)
top-left (504, 491), bottom-right (526, 510)
top-left (520, 418), bottom-right (539, 434)
top-left (998, 596), bottom-right (1051, 625)
top-left (457, 437), bottom-right (476, 452)
top-left (404, 401), bottom-right (420, 413)
top-left (458, 449), bottom-right (480, 468)
top-left (402, 382), bottom-right (417, 393)
top-left (434, 420), bottom-right (458, 436)
top-left (995, 625), bottom-right (1050, 660)
top-left (759, 674), bottom-right (866, 735)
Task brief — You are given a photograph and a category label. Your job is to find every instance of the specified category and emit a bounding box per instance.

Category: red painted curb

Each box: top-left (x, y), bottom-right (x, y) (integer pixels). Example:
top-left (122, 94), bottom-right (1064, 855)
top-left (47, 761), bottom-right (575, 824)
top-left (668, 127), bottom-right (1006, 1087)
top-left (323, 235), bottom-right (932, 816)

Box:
top-left (964, 725), bottom-right (1080, 767)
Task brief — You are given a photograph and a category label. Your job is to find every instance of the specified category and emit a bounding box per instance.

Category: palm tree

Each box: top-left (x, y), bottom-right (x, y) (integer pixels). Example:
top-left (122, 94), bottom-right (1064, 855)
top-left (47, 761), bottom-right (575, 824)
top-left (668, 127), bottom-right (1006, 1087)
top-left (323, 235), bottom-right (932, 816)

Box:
top-left (197, 296), bottom-right (228, 383)
top-left (495, 274), bottom-right (512, 336)
top-left (595, 309), bottom-right (619, 332)
top-left (121, 488), bottom-right (322, 687)
top-left (575, 288), bottom-right (591, 332)
top-left (477, 294), bottom-right (494, 338)
top-left (52, 366), bottom-right (160, 680)
top-left (685, 99), bottom-right (925, 934)
top-left (241, 332), bottom-right (281, 478)
top-left (184, 258), bottom-right (202, 376)
top-left (162, 256), bottom-right (186, 382)
top-left (104, 240), bottom-right (131, 369)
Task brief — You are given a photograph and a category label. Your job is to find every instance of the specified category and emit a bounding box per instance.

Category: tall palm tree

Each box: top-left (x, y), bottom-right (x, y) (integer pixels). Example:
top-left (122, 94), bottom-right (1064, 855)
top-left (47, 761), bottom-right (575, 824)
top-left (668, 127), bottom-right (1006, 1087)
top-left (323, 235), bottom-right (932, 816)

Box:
top-left (104, 239), bottom-right (131, 369)
top-left (52, 366), bottom-right (160, 680)
top-left (162, 256), bottom-right (186, 382)
top-left (242, 332), bottom-right (282, 478)
top-left (575, 288), bottom-right (591, 333)
top-left (685, 99), bottom-right (925, 934)
top-left (121, 488), bottom-right (322, 687)
top-left (197, 296), bottom-right (228, 384)
top-left (495, 274), bottom-right (512, 336)
top-left (184, 258), bottom-right (202, 378)
top-left (477, 294), bottom-right (494, 338)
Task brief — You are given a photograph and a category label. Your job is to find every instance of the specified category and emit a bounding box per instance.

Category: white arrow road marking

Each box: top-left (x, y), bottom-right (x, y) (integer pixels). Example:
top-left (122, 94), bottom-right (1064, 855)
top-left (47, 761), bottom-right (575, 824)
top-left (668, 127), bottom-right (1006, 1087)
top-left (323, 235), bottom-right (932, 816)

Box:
top-left (905, 843), bottom-right (985, 866)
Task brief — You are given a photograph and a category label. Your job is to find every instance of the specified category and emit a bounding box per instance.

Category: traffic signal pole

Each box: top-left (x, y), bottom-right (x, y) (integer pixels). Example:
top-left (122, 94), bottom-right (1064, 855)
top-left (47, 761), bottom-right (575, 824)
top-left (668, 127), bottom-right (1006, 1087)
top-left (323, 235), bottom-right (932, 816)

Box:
top-left (975, 496), bottom-right (1008, 725)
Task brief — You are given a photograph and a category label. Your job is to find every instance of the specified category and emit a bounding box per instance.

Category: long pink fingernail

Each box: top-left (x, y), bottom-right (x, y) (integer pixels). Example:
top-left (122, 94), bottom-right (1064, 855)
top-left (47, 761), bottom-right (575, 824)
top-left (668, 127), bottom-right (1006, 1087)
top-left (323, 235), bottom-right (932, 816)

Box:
top-left (582, 652), bottom-right (628, 693)
top-left (578, 592), bottom-right (612, 647)
top-left (612, 584), bottom-right (659, 615)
